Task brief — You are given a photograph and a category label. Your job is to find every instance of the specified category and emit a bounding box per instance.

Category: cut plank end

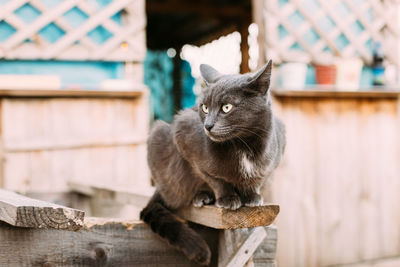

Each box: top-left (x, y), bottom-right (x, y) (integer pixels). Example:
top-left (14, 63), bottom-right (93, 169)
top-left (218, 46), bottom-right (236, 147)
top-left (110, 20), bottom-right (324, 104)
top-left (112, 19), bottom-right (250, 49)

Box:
top-left (177, 204), bottom-right (280, 229)
top-left (0, 189), bottom-right (85, 231)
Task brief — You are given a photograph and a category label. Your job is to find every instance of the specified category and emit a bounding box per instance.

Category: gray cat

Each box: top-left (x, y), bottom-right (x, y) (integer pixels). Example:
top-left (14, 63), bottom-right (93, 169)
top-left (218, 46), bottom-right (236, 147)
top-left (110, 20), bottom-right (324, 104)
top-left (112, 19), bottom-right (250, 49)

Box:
top-left (140, 60), bottom-right (286, 266)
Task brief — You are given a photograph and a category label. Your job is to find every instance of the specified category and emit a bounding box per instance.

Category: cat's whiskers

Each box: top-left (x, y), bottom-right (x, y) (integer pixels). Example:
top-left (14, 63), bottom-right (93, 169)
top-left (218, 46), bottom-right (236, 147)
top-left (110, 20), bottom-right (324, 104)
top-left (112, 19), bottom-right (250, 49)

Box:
top-left (236, 136), bottom-right (253, 153)
top-left (229, 125), bottom-right (269, 140)
top-left (231, 124), bottom-right (270, 135)
top-left (238, 128), bottom-right (265, 139)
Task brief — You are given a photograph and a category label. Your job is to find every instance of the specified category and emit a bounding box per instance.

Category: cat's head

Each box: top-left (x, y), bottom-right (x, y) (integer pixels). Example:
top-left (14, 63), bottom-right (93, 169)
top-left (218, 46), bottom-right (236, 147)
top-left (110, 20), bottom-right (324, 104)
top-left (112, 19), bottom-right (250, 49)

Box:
top-left (198, 60), bottom-right (272, 143)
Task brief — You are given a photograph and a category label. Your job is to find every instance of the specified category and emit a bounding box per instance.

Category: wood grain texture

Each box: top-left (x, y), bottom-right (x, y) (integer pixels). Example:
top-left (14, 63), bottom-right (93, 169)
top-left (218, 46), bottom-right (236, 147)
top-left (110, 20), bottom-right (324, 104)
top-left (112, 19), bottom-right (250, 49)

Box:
top-left (0, 88), bottom-right (146, 98)
top-left (69, 181), bottom-right (154, 219)
top-left (69, 181), bottom-right (154, 208)
top-left (270, 96), bottom-right (400, 267)
top-left (69, 182), bottom-right (279, 229)
top-left (0, 218), bottom-right (219, 267)
top-left (337, 256), bottom-right (400, 267)
top-left (0, 189), bottom-right (84, 230)
top-left (272, 89), bottom-right (400, 99)
top-left (219, 225), bottom-right (277, 267)
top-left (252, 225), bottom-right (278, 267)
top-left (1, 94), bottom-right (150, 193)
top-left (219, 227), bottom-right (267, 267)
top-left (177, 204), bottom-right (279, 229)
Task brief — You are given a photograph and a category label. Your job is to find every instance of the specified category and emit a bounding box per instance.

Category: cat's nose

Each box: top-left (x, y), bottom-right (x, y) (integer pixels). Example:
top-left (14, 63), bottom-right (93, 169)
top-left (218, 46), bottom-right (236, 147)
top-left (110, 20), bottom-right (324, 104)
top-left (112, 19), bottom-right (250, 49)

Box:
top-left (204, 122), bottom-right (214, 131)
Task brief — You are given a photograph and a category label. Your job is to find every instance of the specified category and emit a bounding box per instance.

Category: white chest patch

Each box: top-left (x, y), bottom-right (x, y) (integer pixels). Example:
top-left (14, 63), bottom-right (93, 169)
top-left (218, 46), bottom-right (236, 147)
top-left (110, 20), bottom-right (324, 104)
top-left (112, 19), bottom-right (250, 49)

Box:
top-left (240, 153), bottom-right (257, 178)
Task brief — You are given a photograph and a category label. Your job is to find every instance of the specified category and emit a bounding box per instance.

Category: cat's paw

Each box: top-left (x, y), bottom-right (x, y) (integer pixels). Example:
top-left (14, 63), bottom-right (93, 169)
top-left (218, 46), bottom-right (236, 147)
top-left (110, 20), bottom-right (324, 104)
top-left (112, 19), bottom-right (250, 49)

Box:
top-left (242, 193), bottom-right (263, 207)
top-left (216, 194), bottom-right (242, 210)
top-left (192, 191), bottom-right (215, 207)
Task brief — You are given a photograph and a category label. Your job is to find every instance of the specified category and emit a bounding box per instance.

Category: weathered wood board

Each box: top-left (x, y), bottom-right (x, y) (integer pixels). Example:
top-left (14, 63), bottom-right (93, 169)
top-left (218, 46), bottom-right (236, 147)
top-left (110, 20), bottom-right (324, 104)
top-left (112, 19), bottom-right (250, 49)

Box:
top-left (219, 227), bottom-right (267, 267)
top-left (178, 205), bottom-right (280, 229)
top-left (69, 182), bottom-right (280, 229)
top-left (0, 189), bottom-right (84, 230)
top-left (0, 90), bottom-right (150, 193)
top-left (252, 225), bottom-right (278, 267)
top-left (4, 144), bottom-right (149, 193)
top-left (270, 92), bottom-right (400, 267)
top-left (219, 225), bottom-right (278, 267)
top-left (0, 218), bottom-right (219, 267)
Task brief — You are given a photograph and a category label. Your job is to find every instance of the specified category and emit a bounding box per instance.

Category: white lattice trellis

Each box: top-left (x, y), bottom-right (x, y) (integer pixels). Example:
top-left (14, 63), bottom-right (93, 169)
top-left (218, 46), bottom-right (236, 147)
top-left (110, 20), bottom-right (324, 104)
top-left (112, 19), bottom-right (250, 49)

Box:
top-left (0, 0), bottom-right (145, 62)
top-left (264, 0), bottom-right (400, 65)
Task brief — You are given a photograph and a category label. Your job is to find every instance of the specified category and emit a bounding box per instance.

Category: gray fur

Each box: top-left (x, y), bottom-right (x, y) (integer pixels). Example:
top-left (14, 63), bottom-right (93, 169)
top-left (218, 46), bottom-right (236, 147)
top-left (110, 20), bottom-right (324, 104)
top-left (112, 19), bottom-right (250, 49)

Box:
top-left (147, 60), bottom-right (286, 210)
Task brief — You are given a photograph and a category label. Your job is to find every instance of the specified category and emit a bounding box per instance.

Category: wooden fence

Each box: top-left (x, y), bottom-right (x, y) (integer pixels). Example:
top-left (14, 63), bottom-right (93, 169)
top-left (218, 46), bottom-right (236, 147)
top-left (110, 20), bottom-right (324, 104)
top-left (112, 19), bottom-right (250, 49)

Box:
top-left (270, 90), bottom-right (400, 267)
top-left (0, 89), bottom-right (151, 195)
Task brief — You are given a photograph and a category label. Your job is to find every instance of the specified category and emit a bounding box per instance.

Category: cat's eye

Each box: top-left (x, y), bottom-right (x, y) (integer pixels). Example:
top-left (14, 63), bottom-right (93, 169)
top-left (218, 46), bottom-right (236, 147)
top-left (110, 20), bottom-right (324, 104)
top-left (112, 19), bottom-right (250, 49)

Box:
top-left (222, 103), bottom-right (233, 113)
top-left (201, 104), bottom-right (209, 114)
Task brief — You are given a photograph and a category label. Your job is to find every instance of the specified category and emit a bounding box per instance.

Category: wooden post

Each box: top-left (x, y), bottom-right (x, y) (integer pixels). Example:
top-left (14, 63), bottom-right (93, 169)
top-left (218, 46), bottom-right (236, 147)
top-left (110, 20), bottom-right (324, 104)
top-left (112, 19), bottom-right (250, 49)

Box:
top-left (240, 20), bottom-right (251, 74)
top-left (173, 47), bottom-right (182, 113)
top-left (252, 0), bottom-right (267, 68)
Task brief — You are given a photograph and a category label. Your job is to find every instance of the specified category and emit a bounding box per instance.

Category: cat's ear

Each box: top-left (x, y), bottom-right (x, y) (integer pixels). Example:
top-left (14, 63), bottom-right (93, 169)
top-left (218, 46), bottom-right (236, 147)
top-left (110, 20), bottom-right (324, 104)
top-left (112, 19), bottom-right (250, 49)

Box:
top-left (200, 64), bottom-right (221, 85)
top-left (247, 60), bottom-right (272, 95)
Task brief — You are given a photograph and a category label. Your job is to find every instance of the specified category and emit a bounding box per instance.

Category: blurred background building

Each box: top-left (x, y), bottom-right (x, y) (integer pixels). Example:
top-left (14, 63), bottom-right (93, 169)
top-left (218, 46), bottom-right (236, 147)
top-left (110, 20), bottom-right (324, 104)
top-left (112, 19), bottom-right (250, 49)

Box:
top-left (1, 0), bottom-right (400, 266)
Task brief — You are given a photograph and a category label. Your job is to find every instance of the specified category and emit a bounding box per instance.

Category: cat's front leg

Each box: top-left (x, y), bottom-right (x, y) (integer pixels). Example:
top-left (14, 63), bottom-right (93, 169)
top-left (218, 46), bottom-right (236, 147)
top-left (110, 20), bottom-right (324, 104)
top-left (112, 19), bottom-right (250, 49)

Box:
top-left (200, 174), bottom-right (242, 210)
top-left (239, 187), bottom-right (264, 207)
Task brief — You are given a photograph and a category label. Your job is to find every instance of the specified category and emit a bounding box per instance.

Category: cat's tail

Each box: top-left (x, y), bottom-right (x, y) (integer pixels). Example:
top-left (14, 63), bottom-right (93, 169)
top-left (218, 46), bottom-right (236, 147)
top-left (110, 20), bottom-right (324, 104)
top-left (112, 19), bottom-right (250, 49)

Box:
top-left (140, 191), bottom-right (211, 266)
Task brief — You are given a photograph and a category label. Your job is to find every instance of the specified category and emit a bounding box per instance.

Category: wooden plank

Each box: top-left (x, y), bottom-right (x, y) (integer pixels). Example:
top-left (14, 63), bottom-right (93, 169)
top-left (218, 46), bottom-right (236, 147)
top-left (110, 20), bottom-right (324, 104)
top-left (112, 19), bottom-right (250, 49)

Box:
top-left (219, 227), bottom-right (267, 267)
top-left (337, 256), bottom-right (400, 267)
top-left (0, 88), bottom-right (146, 98)
top-left (0, 218), bottom-right (219, 267)
top-left (3, 144), bottom-right (150, 193)
top-left (272, 89), bottom-right (400, 99)
top-left (146, 0), bottom-right (249, 18)
top-left (0, 189), bottom-right (84, 230)
top-left (270, 98), bottom-right (319, 267)
top-left (2, 97), bottom-right (148, 150)
top-left (68, 181), bottom-right (154, 208)
top-left (1, 94), bottom-right (150, 193)
top-left (69, 182), bottom-right (279, 229)
top-left (252, 225), bottom-right (278, 267)
top-left (219, 226), bottom-right (278, 267)
top-left (177, 205), bottom-right (279, 229)
top-left (271, 96), bottom-right (400, 266)
top-left (4, 137), bottom-right (146, 152)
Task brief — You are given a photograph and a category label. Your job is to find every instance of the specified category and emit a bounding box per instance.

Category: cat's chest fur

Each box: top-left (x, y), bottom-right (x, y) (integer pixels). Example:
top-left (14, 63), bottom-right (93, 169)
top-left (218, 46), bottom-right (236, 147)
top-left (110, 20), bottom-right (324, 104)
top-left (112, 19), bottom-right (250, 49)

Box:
top-left (239, 152), bottom-right (259, 179)
top-left (201, 143), bottom-right (265, 183)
